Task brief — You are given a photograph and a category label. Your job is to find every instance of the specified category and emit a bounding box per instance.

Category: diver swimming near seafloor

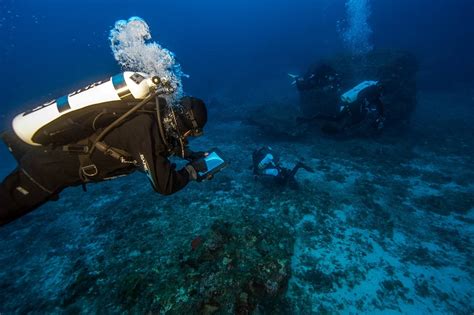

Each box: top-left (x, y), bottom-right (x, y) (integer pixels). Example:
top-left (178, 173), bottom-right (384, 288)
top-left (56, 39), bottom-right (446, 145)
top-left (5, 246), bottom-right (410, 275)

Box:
top-left (0, 72), bottom-right (226, 226)
top-left (298, 79), bottom-right (386, 134)
top-left (251, 146), bottom-right (314, 188)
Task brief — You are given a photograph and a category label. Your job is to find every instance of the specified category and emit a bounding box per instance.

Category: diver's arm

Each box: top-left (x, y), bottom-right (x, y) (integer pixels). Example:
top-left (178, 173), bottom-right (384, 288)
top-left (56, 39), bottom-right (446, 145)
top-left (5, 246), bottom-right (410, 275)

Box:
top-left (359, 85), bottom-right (385, 117)
top-left (136, 138), bottom-right (191, 195)
top-left (133, 144), bottom-right (191, 195)
top-left (149, 153), bottom-right (191, 195)
top-left (182, 147), bottom-right (207, 162)
top-left (120, 114), bottom-right (191, 195)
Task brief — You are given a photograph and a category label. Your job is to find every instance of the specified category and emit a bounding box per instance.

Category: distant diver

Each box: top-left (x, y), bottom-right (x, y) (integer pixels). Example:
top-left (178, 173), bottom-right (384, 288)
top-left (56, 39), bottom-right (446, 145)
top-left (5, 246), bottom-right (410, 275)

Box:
top-left (0, 72), bottom-right (225, 226)
top-left (298, 80), bottom-right (386, 134)
top-left (252, 146), bottom-right (314, 188)
top-left (290, 63), bottom-right (342, 92)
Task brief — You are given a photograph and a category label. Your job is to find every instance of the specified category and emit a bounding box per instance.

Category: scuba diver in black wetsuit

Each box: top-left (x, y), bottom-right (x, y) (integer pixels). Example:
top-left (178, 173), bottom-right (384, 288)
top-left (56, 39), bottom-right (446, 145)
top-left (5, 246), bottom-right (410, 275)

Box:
top-left (252, 146), bottom-right (314, 187)
top-left (299, 80), bottom-right (386, 134)
top-left (0, 72), bottom-right (216, 226)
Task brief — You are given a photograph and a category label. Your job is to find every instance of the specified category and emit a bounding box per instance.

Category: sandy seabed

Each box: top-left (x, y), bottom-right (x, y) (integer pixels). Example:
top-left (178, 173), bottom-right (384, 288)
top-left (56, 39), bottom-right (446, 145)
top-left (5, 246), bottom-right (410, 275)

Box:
top-left (0, 90), bottom-right (473, 314)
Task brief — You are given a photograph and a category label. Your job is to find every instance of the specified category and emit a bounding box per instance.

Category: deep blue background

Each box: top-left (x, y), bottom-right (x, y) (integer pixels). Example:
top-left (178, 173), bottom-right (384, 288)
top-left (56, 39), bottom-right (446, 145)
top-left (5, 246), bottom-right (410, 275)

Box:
top-left (0, 0), bottom-right (473, 126)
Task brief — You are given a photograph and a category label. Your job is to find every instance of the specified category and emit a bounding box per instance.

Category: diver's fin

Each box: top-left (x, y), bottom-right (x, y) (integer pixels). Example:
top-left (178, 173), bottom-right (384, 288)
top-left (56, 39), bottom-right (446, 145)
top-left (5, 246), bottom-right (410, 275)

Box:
top-left (297, 162), bottom-right (315, 173)
top-left (302, 165), bottom-right (315, 173)
top-left (288, 73), bottom-right (299, 86)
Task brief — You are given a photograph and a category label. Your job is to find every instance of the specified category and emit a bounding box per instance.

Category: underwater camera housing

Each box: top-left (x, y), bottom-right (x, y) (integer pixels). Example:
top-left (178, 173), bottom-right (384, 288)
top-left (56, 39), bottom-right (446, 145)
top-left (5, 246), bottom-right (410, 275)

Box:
top-left (197, 149), bottom-right (228, 181)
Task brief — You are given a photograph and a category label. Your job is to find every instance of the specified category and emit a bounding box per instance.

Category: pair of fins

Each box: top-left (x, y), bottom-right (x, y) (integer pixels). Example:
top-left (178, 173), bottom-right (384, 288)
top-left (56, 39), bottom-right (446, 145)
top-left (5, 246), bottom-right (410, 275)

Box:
top-left (287, 73), bottom-right (315, 85)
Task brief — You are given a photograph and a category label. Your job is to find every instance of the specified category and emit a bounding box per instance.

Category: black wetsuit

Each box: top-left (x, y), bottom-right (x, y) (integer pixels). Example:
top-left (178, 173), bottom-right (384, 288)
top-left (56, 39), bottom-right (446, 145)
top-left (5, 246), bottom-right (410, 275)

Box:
top-left (0, 113), bottom-right (191, 226)
top-left (252, 147), bottom-right (314, 187)
top-left (315, 84), bottom-right (385, 134)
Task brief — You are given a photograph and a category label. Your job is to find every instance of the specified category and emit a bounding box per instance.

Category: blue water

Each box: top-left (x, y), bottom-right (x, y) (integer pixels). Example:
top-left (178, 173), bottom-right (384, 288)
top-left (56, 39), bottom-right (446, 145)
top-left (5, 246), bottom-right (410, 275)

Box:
top-left (2, 0), bottom-right (472, 116)
top-left (1, 0), bottom-right (473, 313)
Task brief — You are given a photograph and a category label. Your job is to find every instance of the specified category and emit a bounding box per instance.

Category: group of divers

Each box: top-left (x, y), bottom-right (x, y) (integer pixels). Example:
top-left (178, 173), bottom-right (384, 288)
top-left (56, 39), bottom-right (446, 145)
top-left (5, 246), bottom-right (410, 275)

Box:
top-left (0, 70), bottom-right (386, 226)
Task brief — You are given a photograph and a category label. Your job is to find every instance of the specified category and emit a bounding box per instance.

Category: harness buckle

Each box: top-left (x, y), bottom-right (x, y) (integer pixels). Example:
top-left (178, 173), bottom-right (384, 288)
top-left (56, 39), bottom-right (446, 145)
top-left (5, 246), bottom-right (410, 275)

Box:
top-left (119, 156), bottom-right (137, 165)
top-left (81, 164), bottom-right (98, 177)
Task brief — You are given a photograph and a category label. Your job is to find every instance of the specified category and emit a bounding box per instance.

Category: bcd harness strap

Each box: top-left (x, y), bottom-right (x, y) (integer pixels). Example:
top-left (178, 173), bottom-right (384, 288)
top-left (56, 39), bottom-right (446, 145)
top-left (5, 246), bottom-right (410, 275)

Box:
top-left (63, 135), bottom-right (138, 183)
top-left (63, 80), bottom-right (174, 184)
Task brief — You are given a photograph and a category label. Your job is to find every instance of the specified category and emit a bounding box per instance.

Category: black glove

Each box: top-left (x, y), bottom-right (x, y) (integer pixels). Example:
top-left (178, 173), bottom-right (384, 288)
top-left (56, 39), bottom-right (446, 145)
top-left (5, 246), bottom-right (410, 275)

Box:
top-left (184, 149), bottom-right (207, 161)
top-left (185, 158), bottom-right (208, 181)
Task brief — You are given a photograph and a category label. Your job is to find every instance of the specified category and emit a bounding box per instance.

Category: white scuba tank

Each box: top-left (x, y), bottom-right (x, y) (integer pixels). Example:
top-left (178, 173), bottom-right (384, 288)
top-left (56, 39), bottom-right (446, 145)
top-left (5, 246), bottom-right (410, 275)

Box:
top-left (340, 80), bottom-right (378, 104)
top-left (12, 71), bottom-right (158, 146)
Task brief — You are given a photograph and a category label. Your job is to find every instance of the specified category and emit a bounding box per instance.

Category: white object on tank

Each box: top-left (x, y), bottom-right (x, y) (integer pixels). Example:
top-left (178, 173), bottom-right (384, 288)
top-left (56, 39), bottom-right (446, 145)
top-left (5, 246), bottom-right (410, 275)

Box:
top-left (262, 168), bottom-right (279, 177)
top-left (12, 71), bottom-right (157, 146)
top-left (340, 80), bottom-right (378, 104)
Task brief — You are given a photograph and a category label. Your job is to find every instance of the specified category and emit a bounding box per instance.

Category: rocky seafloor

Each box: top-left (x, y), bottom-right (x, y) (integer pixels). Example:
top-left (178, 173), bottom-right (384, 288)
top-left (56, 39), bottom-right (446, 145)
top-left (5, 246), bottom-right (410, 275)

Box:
top-left (0, 89), bottom-right (473, 314)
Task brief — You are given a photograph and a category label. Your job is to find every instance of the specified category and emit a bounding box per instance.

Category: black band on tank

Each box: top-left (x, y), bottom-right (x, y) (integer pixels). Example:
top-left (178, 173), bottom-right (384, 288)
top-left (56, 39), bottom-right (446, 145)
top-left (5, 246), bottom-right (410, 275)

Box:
top-left (112, 73), bottom-right (134, 100)
top-left (56, 95), bottom-right (71, 113)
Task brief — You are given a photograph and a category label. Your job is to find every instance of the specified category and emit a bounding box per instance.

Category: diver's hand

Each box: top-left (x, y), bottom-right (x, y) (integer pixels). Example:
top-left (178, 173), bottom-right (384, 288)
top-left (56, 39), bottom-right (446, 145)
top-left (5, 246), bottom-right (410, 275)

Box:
top-left (185, 150), bottom-right (208, 161)
top-left (185, 159), bottom-right (208, 181)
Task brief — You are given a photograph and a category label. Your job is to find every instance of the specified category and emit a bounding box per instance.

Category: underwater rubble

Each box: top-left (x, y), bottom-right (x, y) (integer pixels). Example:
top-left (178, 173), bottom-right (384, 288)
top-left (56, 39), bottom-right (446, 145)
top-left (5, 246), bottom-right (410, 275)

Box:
top-left (56, 217), bottom-right (294, 314)
top-left (242, 50), bottom-right (419, 139)
top-left (298, 50), bottom-right (418, 123)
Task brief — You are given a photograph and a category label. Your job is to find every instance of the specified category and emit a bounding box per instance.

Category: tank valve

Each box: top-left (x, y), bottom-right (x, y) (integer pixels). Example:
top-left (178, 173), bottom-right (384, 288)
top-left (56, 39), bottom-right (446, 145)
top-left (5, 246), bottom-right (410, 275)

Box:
top-left (151, 76), bottom-right (161, 85)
